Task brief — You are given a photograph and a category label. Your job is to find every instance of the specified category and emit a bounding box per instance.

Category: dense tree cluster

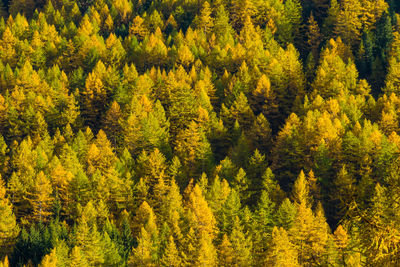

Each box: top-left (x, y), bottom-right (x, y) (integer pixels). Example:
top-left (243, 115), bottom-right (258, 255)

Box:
top-left (0, 0), bottom-right (399, 266)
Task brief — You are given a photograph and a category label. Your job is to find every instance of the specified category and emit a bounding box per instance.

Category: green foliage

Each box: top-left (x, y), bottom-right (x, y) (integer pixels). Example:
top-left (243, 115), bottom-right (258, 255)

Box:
top-left (0, 1), bottom-right (398, 266)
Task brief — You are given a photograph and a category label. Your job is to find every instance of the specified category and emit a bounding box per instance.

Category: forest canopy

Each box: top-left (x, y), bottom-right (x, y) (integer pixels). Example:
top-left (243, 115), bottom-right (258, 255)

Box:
top-left (0, 0), bottom-right (400, 266)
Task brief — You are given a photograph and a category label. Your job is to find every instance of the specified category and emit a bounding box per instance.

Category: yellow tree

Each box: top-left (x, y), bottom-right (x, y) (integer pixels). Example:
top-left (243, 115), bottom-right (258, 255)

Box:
top-left (333, 224), bottom-right (349, 266)
top-left (128, 227), bottom-right (154, 266)
top-left (186, 184), bottom-right (217, 238)
top-left (160, 235), bottom-right (182, 266)
top-left (196, 232), bottom-right (217, 267)
top-left (75, 212), bottom-right (105, 266)
top-left (265, 227), bottom-right (300, 267)
top-left (306, 12), bottom-right (321, 60)
top-left (289, 171), bottom-right (330, 266)
top-left (196, 1), bottom-right (213, 35)
top-left (384, 57), bottom-right (400, 96)
top-left (218, 234), bottom-right (234, 267)
top-left (28, 171), bottom-right (54, 223)
top-left (112, 0), bottom-right (133, 23)
top-left (48, 156), bottom-right (73, 216)
top-left (334, 0), bottom-right (363, 46)
top-left (68, 246), bottom-right (89, 267)
top-left (0, 176), bottom-right (19, 256)
top-left (174, 121), bottom-right (213, 177)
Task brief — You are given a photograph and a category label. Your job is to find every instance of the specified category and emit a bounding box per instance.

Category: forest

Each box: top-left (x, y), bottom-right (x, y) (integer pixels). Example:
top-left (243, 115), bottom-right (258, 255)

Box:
top-left (0, 0), bottom-right (399, 266)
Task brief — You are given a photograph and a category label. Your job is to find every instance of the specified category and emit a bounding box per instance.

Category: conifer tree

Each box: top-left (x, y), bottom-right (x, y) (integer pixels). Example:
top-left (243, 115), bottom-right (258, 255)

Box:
top-left (28, 171), bottom-right (54, 222)
top-left (213, 4), bottom-right (234, 46)
top-left (217, 234), bottom-right (234, 267)
top-left (230, 1), bottom-right (255, 30)
top-left (174, 121), bottom-right (213, 177)
top-left (68, 246), bottom-right (89, 267)
top-left (334, 0), bottom-right (363, 46)
top-left (196, 232), bottom-right (217, 267)
top-left (0, 176), bottom-right (19, 256)
top-left (230, 216), bottom-right (252, 266)
top-left (196, 1), bottom-right (213, 35)
top-left (186, 184), bottom-right (216, 238)
top-left (265, 227), bottom-right (300, 267)
top-left (275, 198), bottom-right (297, 230)
top-left (160, 235), bottom-right (181, 266)
top-left (75, 214), bottom-right (105, 266)
top-left (306, 12), bottom-right (321, 60)
top-left (333, 224), bottom-right (349, 266)
top-left (128, 227), bottom-right (155, 266)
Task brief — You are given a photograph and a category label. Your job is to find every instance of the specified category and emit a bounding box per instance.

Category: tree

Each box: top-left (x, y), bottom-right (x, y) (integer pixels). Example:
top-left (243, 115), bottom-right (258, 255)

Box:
top-left (68, 246), bottom-right (89, 267)
top-left (0, 176), bottom-right (19, 256)
top-left (213, 4), bottom-right (234, 46)
top-left (305, 12), bottom-right (321, 60)
top-left (230, 216), bottom-right (252, 266)
top-left (102, 101), bottom-right (123, 148)
top-left (265, 227), bottom-right (300, 267)
top-left (289, 172), bottom-right (330, 266)
top-left (113, 0), bottom-right (133, 23)
top-left (160, 235), bottom-right (181, 266)
top-left (39, 248), bottom-right (58, 267)
top-left (250, 75), bottom-right (278, 124)
top-left (312, 38), bottom-right (360, 98)
top-left (376, 12), bottom-right (393, 61)
top-left (186, 184), bottom-right (216, 238)
top-left (48, 157), bottom-right (73, 217)
top-left (122, 96), bottom-right (170, 156)
top-left (102, 232), bottom-right (123, 266)
top-left (128, 227), bottom-right (154, 266)
top-left (291, 170), bottom-right (311, 206)
top-left (221, 92), bottom-right (255, 130)
top-left (331, 165), bottom-right (356, 219)
top-left (129, 16), bottom-right (149, 41)
top-left (384, 57), bottom-right (400, 95)
top-left (275, 198), bottom-right (297, 230)
top-left (28, 172), bottom-right (54, 223)
top-left (9, 0), bottom-right (36, 17)
top-left (268, 44), bottom-right (305, 123)
top-left (333, 225), bottom-right (349, 266)
top-left (174, 121), bottom-right (213, 177)
top-left (218, 234), bottom-right (234, 267)
top-left (75, 214), bottom-right (105, 266)
top-left (334, 0), bottom-right (363, 46)
top-left (230, 0), bottom-right (255, 30)
top-left (358, 30), bottom-right (374, 77)
top-left (195, 1), bottom-right (213, 35)
top-left (196, 232), bottom-right (217, 267)
top-left (278, 0), bottom-right (302, 44)
top-left (81, 64), bottom-right (108, 130)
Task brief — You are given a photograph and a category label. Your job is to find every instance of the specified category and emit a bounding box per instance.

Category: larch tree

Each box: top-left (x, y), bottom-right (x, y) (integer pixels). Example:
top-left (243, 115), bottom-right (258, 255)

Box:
top-left (195, 232), bottom-right (217, 267)
top-left (186, 184), bottom-right (217, 238)
top-left (75, 214), bottom-right (105, 266)
top-left (28, 171), bottom-right (54, 223)
top-left (0, 176), bottom-right (19, 256)
top-left (128, 227), bottom-right (155, 266)
top-left (160, 235), bottom-right (182, 266)
top-left (217, 234), bottom-right (234, 267)
top-left (265, 227), bottom-right (300, 267)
